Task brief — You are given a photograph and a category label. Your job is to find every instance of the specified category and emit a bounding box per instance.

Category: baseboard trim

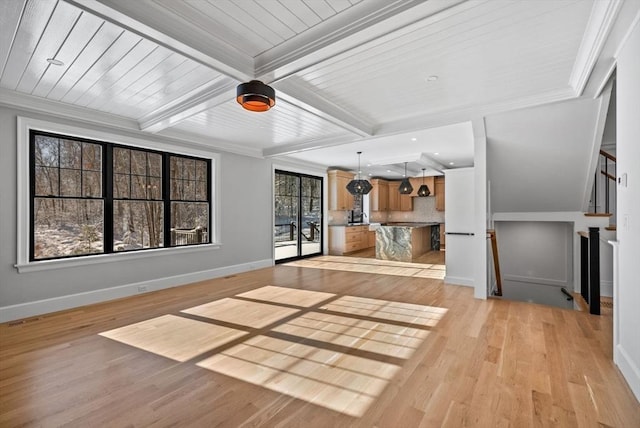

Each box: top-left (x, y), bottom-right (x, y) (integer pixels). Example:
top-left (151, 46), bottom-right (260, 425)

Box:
top-left (0, 259), bottom-right (273, 323)
top-left (615, 344), bottom-right (640, 402)
top-left (600, 280), bottom-right (613, 297)
top-left (444, 275), bottom-right (474, 287)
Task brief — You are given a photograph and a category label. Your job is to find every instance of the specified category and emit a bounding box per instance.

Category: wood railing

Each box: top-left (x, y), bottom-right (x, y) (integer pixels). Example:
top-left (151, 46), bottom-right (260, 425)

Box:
top-left (487, 229), bottom-right (503, 296)
top-left (171, 227), bottom-right (207, 245)
top-left (578, 228), bottom-right (600, 315)
top-left (592, 149), bottom-right (616, 215)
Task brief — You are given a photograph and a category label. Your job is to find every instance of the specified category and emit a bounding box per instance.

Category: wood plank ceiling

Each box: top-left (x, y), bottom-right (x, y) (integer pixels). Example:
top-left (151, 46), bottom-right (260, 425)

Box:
top-left (0, 0), bottom-right (611, 173)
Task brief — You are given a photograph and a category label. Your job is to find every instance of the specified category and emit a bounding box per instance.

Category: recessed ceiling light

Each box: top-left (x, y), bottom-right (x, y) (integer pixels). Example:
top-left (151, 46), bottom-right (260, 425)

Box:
top-left (367, 163), bottom-right (371, 167)
top-left (46, 58), bottom-right (64, 66)
top-left (426, 75), bottom-right (438, 82)
top-left (449, 162), bottom-right (455, 165)
top-left (386, 169), bottom-right (392, 173)
top-left (411, 137), bottom-right (417, 141)
top-left (434, 152), bottom-right (439, 156)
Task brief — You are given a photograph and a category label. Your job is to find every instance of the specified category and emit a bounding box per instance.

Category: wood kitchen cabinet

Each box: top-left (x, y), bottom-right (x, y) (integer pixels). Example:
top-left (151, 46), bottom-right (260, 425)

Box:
top-left (328, 169), bottom-right (354, 211)
top-left (370, 179), bottom-right (389, 211)
top-left (388, 181), bottom-right (413, 211)
top-left (435, 176), bottom-right (445, 211)
top-left (329, 225), bottom-right (371, 255)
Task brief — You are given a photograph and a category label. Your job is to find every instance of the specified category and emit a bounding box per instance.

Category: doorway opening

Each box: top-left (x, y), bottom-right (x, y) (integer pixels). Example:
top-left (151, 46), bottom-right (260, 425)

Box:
top-left (274, 170), bottom-right (323, 263)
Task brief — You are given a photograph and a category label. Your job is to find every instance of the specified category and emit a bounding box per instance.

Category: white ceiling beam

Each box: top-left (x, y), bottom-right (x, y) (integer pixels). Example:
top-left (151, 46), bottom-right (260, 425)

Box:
top-left (65, 0), bottom-right (254, 81)
top-left (138, 77), bottom-right (237, 133)
top-left (255, 0), bottom-right (466, 82)
top-left (263, 134), bottom-right (361, 158)
top-left (417, 153), bottom-right (446, 174)
top-left (275, 79), bottom-right (374, 137)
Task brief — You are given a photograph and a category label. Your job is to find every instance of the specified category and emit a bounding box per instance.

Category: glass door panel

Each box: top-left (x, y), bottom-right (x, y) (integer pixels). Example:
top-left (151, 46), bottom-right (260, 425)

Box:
top-left (274, 171), bottom-right (322, 262)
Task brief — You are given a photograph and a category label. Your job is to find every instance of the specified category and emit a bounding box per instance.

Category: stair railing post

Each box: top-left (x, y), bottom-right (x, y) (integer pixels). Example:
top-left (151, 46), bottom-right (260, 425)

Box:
top-left (588, 227), bottom-right (601, 315)
top-left (580, 234), bottom-right (589, 303)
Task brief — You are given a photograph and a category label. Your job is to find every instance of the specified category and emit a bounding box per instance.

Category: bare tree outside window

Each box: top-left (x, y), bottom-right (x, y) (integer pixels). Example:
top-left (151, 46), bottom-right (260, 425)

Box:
top-left (33, 135), bottom-right (104, 259)
top-left (30, 131), bottom-right (211, 261)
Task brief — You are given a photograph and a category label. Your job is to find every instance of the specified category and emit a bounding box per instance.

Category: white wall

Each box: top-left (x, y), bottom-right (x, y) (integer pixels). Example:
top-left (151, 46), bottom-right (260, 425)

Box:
top-left (614, 16), bottom-right (640, 401)
top-left (0, 106), bottom-right (274, 322)
top-left (444, 168), bottom-right (475, 287)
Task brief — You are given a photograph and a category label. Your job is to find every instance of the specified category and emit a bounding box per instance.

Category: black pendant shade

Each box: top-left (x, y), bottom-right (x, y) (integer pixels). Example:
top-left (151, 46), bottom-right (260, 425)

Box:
top-left (346, 151), bottom-right (372, 195)
top-left (417, 168), bottom-right (431, 197)
top-left (398, 162), bottom-right (413, 194)
top-left (346, 179), bottom-right (373, 195)
top-left (236, 80), bottom-right (275, 112)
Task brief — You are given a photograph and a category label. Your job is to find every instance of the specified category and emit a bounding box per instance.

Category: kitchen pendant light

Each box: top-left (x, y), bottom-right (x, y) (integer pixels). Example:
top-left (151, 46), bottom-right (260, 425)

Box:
top-left (398, 162), bottom-right (413, 194)
top-left (417, 168), bottom-right (431, 197)
top-left (346, 151), bottom-right (372, 195)
top-left (236, 80), bottom-right (275, 112)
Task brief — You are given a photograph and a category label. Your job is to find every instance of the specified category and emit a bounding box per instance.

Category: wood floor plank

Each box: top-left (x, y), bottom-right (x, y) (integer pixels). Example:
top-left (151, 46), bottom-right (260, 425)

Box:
top-left (1, 252), bottom-right (638, 427)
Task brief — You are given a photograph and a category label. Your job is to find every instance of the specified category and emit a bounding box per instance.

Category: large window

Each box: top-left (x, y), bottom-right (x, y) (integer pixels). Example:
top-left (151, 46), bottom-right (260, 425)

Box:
top-left (30, 130), bottom-right (211, 261)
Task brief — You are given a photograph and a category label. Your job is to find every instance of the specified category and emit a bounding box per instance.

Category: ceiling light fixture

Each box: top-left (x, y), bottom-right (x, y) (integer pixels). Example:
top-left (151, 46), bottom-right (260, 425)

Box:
top-left (417, 168), bottom-right (431, 197)
top-left (346, 151), bottom-right (372, 195)
top-left (236, 80), bottom-right (275, 112)
top-left (398, 162), bottom-right (413, 194)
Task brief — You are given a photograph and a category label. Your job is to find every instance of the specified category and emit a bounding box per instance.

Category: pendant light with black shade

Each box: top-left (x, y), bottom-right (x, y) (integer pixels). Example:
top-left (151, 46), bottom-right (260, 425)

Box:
top-left (417, 168), bottom-right (431, 197)
top-left (346, 151), bottom-right (372, 195)
top-left (398, 162), bottom-right (413, 194)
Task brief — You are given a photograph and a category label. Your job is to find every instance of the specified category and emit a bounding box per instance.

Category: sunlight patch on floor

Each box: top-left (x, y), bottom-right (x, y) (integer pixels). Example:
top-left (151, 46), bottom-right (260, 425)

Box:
top-left (181, 297), bottom-right (300, 328)
top-left (99, 314), bottom-right (247, 362)
top-left (197, 335), bottom-right (401, 417)
top-left (285, 256), bottom-right (445, 279)
top-left (99, 286), bottom-right (448, 417)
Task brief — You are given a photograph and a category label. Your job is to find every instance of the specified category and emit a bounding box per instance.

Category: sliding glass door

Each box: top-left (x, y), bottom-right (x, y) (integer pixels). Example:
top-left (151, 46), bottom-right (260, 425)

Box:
top-left (274, 170), bottom-right (323, 263)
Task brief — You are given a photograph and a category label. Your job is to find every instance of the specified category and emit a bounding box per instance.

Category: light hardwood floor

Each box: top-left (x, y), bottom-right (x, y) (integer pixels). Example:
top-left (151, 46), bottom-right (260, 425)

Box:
top-left (1, 255), bottom-right (638, 427)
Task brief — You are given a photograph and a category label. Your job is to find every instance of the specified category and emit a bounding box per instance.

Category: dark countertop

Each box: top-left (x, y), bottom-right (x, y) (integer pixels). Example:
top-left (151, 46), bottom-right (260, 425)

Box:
top-left (379, 222), bottom-right (440, 228)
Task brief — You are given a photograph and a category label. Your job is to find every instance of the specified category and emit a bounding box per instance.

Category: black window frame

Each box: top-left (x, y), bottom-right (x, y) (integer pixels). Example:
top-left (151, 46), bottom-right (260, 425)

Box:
top-left (29, 130), bottom-right (212, 261)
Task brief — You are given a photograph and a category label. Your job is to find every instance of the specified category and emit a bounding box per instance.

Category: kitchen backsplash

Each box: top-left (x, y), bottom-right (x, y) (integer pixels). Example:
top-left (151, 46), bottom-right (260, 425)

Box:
top-left (329, 197), bottom-right (444, 225)
top-left (327, 210), bottom-right (350, 225)
top-left (369, 197), bottom-right (445, 224)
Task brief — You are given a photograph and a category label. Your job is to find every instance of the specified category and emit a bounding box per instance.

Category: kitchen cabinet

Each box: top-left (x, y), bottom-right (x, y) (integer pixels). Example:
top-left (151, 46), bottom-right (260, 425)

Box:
top-left (388, 181), bottom-right (413, 211)
top-left (435, 176), bottom-right (445, 211)
top-left (370, 179), bottom-right (389, 211)
top-left (329, 225), bottom-right (371, 255)
top-left (328, 170), bottom-right (354, 211)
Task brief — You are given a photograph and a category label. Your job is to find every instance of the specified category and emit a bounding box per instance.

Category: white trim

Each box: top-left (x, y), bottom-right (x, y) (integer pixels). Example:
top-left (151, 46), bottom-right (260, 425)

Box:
top-left (503, 275), bottom-right (569, 288)
top-left (16, 115), bottom-right (221, 271)
top-left (444, 276), bottom-right (474, 287)
top-left (569, 0), bottom-right (623, 96)
top-left (615, 344), bottom-right (640, 402)
top-left (0, 259), bottom-right (273, 323)
top-left (15, 243), bottom-right (221, 273)
top-left (600, 279), bottom-right (613, 298)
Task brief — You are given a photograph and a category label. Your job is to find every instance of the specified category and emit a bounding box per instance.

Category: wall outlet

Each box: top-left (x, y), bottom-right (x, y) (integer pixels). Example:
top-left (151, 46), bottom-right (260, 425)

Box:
top-left (137, 285), bottom-right (148, 293)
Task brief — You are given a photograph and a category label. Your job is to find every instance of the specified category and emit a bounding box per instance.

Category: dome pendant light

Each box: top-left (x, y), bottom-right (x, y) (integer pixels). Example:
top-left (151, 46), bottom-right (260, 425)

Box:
top-left (346, 151), bottom-right (372, 195)
top-left (417, 168), bottom-right (431, 197)
top-left (398, 162), bottom-right (413, 194)
top-left (236, 80), bottom-right (275, 112)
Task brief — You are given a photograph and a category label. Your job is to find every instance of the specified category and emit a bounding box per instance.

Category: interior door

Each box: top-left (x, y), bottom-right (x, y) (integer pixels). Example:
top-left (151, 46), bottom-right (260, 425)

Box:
top-left (274, 170), bottom-right (323, 263)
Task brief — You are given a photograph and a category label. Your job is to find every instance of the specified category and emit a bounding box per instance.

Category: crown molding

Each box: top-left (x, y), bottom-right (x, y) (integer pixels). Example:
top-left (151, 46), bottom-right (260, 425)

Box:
top-left (569, 0), bottom-right (623, 96)
top-left (0, 88), bottom-right (139, 130)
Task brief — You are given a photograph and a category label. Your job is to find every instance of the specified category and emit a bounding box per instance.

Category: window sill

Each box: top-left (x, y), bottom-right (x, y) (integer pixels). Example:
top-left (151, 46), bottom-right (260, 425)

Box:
top-left (15, 243), bottom-right (221, 273)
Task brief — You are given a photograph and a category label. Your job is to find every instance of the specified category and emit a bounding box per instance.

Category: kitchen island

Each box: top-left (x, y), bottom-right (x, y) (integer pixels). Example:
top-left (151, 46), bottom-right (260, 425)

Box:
top-left (375, 222), bottom-right (440, 262)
